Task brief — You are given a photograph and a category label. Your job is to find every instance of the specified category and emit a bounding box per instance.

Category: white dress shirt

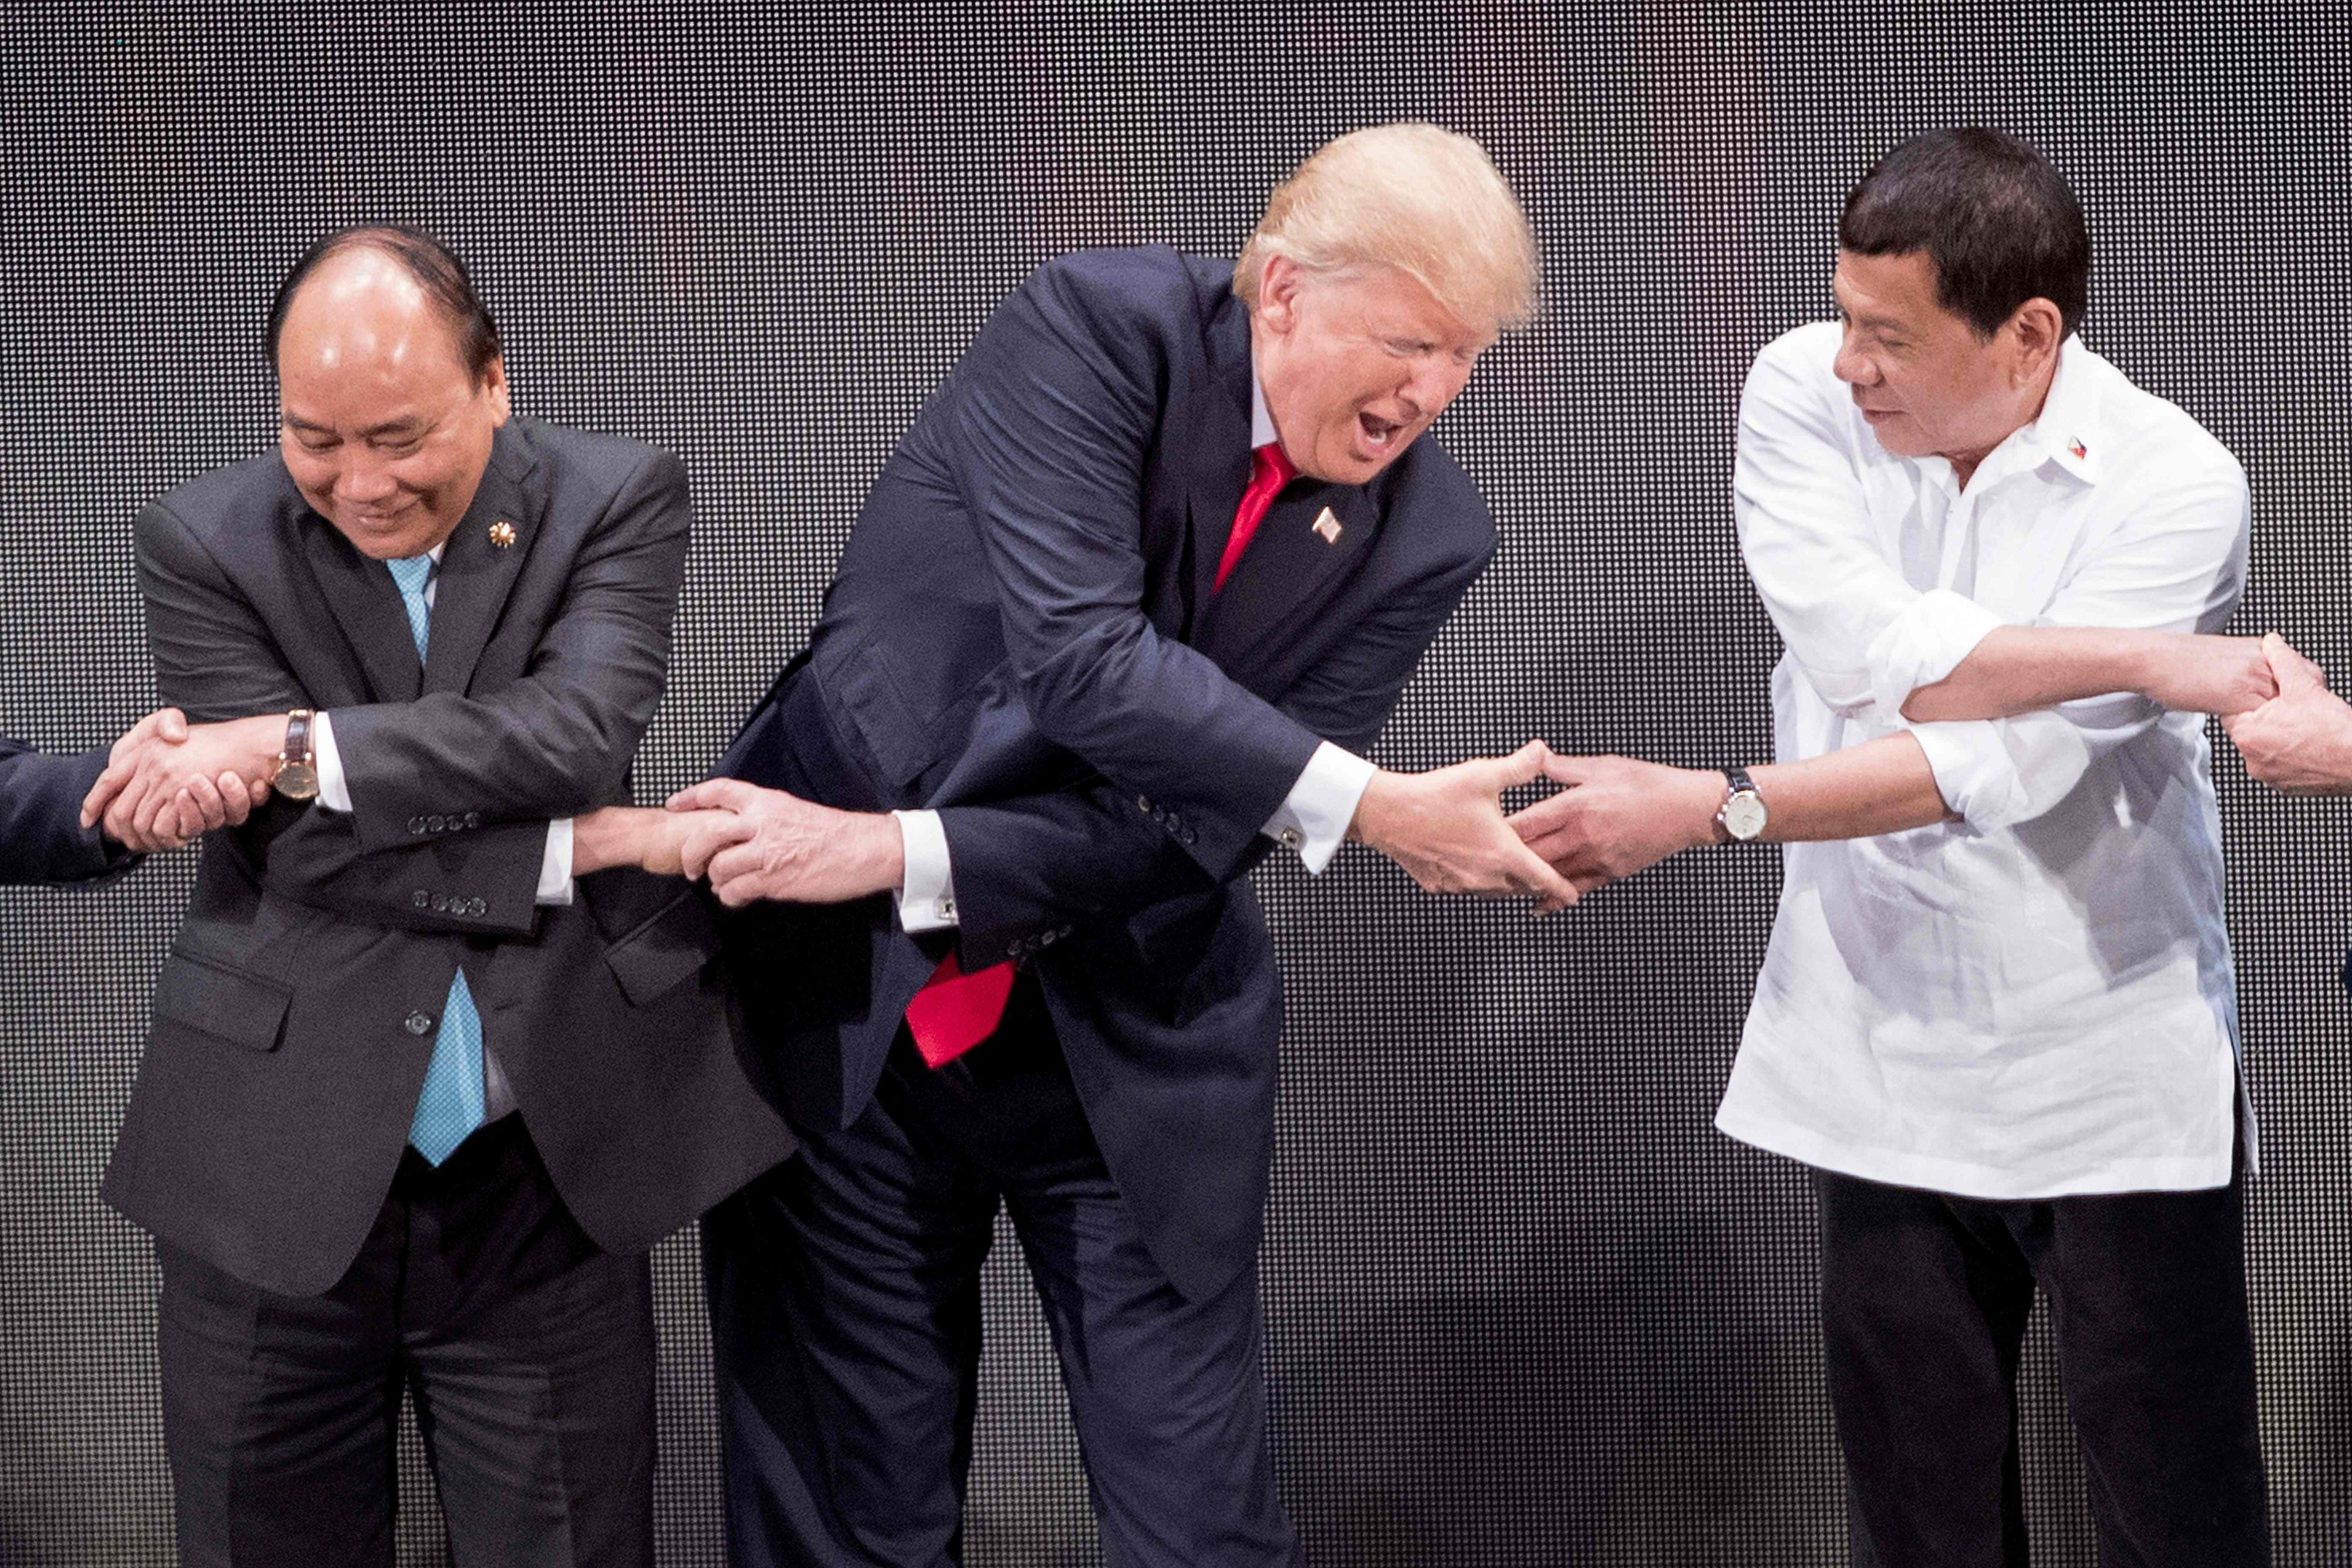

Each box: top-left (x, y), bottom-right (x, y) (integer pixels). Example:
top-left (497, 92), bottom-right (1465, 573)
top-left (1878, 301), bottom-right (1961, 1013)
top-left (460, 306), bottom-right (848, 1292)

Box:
top-left (893, 369), bottom-right (1378, 932)
top-left (311, 543), bottom-right (575, 1122)
top-left (1715, 323), bottom-right (2251, 1199)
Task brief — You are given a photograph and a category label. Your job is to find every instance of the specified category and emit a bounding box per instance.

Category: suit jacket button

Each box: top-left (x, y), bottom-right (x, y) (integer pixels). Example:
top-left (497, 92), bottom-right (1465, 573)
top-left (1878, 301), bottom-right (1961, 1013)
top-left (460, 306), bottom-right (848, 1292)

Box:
top-left (1136, 795), bottom-right (1153, 815)
top-left (466, 898), bottom-right (487, 918)
top-left (465, 812), bottom-right (481, 830)
top-left (431, 894), bottom-right (450, 913)
top-left (428, 814), bottom-right (447, 833)
top-left (408, 816), bottom-right (427, 836)
top-left (404, 1011), bottom-right (434, 1036)
top-left (1180, 828), bottom-right (1198, 845)
top-left (412, 889), bottom-right (431, 908)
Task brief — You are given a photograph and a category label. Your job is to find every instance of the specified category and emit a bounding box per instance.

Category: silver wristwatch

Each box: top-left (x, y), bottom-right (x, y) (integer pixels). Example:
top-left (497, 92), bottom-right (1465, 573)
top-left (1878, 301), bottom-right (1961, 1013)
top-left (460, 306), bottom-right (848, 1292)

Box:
top-left (1716, 766), bottom-right (1767, 843)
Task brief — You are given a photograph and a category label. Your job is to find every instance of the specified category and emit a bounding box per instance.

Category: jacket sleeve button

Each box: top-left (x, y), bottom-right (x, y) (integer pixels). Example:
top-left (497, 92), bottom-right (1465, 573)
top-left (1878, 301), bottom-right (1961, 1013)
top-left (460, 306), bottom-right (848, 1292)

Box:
top-left (412, 890), bottom-right (431, 909)
top-left (408, 817), bottom-right (427, 836)
top-left (465, 812), bottom-right (482, 830)
top-left (404, 1011), bottom-right (435, 1036)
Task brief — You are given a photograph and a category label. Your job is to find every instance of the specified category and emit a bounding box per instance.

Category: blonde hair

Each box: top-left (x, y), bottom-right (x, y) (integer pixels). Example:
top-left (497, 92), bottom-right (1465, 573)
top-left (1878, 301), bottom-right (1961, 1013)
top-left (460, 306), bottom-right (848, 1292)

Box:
top-left (1235, 123), bottom-right (1538, 333)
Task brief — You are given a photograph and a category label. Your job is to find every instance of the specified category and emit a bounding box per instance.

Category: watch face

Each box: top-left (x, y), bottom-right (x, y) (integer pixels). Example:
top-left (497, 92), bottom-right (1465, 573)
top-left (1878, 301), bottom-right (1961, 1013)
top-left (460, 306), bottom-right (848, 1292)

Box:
top-left (1721, 790), bottom-right (1768, 841)
top-left (273, 762), bottom-right (319, 801)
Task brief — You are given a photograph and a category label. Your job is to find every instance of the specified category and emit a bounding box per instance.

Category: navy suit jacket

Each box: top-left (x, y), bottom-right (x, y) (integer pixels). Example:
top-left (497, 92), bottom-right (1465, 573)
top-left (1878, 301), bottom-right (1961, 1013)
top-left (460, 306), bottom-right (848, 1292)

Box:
top-left (720, 248), bottom-right (1493, 1300)
top-left (0, 741), bottom-right (125, 885)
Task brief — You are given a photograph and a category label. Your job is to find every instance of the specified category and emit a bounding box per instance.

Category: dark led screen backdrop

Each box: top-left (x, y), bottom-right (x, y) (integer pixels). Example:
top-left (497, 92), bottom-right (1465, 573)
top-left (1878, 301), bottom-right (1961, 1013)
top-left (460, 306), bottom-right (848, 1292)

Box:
top-left (4, 4), bottom-right (2349, 1562)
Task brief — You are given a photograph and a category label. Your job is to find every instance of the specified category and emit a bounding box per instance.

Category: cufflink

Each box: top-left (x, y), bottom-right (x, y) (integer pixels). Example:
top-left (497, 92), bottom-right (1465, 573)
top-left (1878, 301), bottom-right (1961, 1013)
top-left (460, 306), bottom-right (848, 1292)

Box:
top-left (1278, 827), bottom-right (1305, 851)
top-left (489, 519), bottom-right (518, 549)
top-left (1311, 507), bottom-right (1342, 544)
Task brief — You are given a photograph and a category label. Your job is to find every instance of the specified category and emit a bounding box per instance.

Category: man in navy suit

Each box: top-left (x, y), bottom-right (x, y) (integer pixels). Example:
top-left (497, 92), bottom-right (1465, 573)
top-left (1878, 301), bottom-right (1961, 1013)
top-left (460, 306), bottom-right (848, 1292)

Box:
top-left (1, 709), bottom-right (258, 885)
top-left (666, 125), bottom-right (1556, 1565)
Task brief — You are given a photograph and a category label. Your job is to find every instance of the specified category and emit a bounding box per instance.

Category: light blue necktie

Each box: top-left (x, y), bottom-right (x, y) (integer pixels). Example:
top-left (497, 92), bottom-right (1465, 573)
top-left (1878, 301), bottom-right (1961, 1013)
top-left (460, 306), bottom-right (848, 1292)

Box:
top-left (388, 554), bottom-right (485, 1166)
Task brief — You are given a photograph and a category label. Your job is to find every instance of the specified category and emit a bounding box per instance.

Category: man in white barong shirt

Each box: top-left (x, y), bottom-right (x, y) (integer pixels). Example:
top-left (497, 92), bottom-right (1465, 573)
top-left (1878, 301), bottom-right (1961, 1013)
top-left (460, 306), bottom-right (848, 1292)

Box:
top-left (1512, 129), bottom-right (2273, 1566)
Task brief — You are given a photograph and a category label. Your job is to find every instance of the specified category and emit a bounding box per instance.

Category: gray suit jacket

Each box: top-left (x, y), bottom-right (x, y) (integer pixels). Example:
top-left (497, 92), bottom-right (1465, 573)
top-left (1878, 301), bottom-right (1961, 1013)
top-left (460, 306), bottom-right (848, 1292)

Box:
top-left (102, 418), bottom-right (794, 1296)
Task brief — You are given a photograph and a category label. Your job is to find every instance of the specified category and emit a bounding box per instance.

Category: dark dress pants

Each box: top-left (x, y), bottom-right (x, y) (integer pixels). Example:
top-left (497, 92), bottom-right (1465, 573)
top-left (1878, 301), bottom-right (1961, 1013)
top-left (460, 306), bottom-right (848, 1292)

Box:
top-left (157, 1117), bottom-right (657, 1567)
top-left (705, 979), bottom-right (1299, 1567)
top-left (1816, 1160), bottom-right (2268, 1568)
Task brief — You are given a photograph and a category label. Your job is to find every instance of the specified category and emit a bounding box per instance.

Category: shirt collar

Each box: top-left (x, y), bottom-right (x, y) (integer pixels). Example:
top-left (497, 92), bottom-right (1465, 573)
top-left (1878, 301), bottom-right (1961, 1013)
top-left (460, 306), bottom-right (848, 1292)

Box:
top-left (2021, 334), bottom-right (2102, 484)
top-left (1248, 356), bottom-right (1279, 449)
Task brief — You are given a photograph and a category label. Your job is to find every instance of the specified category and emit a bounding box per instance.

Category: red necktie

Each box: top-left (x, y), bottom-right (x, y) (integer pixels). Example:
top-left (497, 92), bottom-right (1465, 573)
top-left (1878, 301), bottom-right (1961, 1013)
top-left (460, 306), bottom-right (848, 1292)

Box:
top-left (903, 443), bottom-right (1295, 1069)
top-left (1212, 442), bottom-right (1296, 593)
top-left (905, 949), bottom-right (1019, 1069)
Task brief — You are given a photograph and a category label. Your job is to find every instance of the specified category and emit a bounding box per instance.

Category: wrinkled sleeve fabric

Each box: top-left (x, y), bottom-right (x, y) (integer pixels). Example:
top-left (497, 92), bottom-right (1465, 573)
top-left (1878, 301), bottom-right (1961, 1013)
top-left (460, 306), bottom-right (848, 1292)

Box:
top-left (942, 261), bottom-right (1324, 881)
top-left (1918, 467), bottom-right (2249, 827)
top-left (1734, 333), bottom-right (2003, 721)
top-left (1733, 332), bottom-right (2249, 829)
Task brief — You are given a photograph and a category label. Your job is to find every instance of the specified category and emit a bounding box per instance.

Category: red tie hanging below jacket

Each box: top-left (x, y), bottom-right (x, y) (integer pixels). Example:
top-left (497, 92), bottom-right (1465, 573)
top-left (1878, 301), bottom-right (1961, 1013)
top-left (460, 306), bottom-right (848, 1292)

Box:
top-left (906, 441), bottom-right (1296, 1069)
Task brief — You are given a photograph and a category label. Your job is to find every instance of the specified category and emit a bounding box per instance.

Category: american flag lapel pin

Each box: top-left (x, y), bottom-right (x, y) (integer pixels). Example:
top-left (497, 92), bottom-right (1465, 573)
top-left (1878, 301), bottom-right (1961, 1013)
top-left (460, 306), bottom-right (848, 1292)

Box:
top-left (2068, 437), bottom-right (2088, 461)
top-left (1311, 507), bottom-right (1342, 544)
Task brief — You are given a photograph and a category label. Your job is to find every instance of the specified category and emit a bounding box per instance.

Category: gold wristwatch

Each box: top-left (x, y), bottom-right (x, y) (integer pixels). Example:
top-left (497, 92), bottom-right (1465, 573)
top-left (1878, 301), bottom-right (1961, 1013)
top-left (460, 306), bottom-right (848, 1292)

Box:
top-left (273, 709), bottom-right (319, 801)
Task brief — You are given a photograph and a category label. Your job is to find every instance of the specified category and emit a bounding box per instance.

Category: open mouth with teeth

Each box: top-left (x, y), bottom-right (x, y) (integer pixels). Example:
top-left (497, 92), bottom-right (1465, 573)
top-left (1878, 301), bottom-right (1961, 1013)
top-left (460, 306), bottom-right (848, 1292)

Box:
top-left (1357, 410), bottom-right (1409, 452)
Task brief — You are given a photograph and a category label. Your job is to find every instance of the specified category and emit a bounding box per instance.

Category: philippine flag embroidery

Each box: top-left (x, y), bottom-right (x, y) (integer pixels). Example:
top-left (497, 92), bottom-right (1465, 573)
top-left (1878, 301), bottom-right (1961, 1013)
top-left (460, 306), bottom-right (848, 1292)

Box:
top-left (2068, 437), bottom-right (2089, 461)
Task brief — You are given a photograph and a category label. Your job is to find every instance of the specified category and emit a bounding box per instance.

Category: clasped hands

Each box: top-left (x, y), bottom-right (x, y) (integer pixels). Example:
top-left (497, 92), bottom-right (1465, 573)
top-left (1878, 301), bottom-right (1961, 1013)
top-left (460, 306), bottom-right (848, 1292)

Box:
top-left (75, 633), bottom-right (2351, 892)
top-left (79, 710), bottom-right (280, 852)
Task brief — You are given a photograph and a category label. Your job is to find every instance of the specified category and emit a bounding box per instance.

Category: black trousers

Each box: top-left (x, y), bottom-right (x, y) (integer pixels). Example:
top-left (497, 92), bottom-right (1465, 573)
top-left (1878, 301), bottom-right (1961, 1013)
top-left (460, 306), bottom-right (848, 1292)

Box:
top-left (704, 979), bottom-right (1299, 1568)
top-left (157, 1117), bottom-right (657, 1567)
top-left (1816, 1163), bottom-right (2269, 1567)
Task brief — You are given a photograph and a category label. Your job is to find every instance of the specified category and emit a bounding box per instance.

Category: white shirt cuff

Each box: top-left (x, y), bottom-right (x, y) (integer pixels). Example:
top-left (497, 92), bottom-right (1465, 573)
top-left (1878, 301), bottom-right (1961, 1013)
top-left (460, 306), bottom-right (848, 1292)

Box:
top-left (312, 710), bottom-right (352, 812)
top-left (536, 817), bottom-right (575, 906)
top-left (893, 809), bottom-right (958, 931)
top-left (1866, 589), bottom-right (2006, 716)
top-left (1262, 741), bottom-right (1376, 874)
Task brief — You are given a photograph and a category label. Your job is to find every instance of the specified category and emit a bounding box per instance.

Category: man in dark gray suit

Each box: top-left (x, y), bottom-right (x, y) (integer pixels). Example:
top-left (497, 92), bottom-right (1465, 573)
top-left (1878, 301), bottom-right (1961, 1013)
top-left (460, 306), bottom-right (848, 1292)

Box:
top-left (82, 227), bottom-right (793, 1566)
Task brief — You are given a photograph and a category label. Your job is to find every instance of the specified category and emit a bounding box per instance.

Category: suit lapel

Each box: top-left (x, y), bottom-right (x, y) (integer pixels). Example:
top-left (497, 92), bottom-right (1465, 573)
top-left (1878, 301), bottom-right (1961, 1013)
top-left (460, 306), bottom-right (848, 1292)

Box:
top-left (1198, 479), bottom-right (1382, 671)
top-left (423, 423), bottom-right (540, 696)
top-left (1183, 295), bottom-right (1258, 625)
top-left (299, 511), bottom-right (423, 704)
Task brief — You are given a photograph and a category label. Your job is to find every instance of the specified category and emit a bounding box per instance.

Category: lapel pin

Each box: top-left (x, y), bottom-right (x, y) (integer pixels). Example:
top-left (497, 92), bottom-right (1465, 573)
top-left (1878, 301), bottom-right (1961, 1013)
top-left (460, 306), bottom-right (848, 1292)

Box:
top-left (1311, 507), bottom-right (1342, 544)
top-left (2067, 438), bottom-right (2088, 461)
top-left (488, 519), bottom-right (518, 550)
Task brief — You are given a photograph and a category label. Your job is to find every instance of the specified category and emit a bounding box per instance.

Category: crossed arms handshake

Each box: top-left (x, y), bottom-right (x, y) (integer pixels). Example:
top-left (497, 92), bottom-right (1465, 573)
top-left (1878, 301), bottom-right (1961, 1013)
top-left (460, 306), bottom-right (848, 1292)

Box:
top-left (75, 625), bottom-right (2352, 905)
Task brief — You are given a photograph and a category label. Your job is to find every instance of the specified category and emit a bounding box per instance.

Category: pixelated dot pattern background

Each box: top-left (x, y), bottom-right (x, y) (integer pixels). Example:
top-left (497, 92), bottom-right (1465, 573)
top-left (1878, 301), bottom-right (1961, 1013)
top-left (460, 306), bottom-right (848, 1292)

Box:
top-left (2, 3), bottom-right (2347, 1562)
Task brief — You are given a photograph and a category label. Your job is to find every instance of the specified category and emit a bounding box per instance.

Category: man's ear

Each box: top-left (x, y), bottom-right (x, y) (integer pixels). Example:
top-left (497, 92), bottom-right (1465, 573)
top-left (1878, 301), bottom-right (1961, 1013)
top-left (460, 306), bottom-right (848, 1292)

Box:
top-left (1255, 255), bottom-right (1303, 334)
top-left (482, 356), bottom-right (513, 426)
top-left (2005, 298), bottom-right (2065, 386)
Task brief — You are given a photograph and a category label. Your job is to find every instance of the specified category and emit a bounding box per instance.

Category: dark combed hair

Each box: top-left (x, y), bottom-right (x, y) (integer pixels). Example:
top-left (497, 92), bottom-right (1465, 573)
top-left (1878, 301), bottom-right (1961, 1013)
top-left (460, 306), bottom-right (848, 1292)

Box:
top-left (1840, 129), bottom-right (2090, 339)
top-left (265, 225), bottom-right (503, 383)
